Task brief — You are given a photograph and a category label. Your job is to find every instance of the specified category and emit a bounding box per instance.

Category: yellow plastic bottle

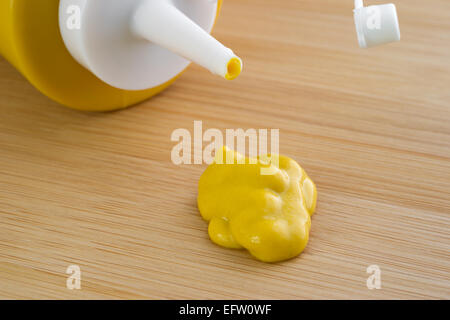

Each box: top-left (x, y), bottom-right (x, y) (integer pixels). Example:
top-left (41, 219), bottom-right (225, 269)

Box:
top-left (0, 0), bottom-right (241, 111)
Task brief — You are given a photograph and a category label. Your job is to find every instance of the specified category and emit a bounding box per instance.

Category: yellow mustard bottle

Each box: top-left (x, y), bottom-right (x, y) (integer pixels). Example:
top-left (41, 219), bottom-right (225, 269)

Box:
top-left (0, 0), bottom-right (242, 111)
top-left (198, 147), bottom-right (318, 262)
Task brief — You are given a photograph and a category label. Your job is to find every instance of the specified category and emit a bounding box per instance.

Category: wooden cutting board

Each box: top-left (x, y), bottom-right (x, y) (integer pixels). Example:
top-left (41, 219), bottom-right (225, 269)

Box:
top-left (0, 0), bottom-right (449, 299)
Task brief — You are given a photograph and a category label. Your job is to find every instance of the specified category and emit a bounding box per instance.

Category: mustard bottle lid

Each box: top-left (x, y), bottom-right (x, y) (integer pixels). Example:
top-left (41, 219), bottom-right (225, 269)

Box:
top-left (59, 0), bottom-right (242, 90)
top-left (353, 0), bottom-right (401, 48)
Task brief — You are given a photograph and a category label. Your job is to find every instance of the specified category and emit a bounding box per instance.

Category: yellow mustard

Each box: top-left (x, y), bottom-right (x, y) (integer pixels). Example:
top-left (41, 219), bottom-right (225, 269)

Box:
top-left (198, 147), bottom-right (317, 262)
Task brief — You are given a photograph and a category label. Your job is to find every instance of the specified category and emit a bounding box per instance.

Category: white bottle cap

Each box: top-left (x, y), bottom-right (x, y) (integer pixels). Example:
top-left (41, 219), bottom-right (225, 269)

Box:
top-left (59, 0), bottom-right (242, 91)
top-left (354, 0), bottom-right (401, 48)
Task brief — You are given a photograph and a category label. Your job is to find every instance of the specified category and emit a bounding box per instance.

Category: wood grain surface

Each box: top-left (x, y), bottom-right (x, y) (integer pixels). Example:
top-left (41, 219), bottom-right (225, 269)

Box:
top-left (0, 0), bottom-right (449, 299)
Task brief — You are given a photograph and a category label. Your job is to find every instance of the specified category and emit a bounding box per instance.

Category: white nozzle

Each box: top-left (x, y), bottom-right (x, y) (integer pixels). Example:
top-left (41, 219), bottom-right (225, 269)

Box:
top-left (131, 0), bottom-right (242, 81)
top-left (353, 1), bottom-right (401, 48)
top-left (59, 0), bottom-right (242, 91)
top-left (354, 0), bottom-right (364, 9)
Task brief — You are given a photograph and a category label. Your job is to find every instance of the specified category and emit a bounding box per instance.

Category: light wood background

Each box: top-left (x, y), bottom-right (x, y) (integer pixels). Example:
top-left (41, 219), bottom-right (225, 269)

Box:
top-left (0, 0), bottom-right (449, 299)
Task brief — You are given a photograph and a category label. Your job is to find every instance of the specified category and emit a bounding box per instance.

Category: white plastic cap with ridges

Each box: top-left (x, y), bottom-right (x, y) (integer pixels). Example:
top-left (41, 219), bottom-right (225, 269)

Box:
top-left (59, 0), bottom-right (242, 91)
top-left (354, 0), bottom-right (401, 48)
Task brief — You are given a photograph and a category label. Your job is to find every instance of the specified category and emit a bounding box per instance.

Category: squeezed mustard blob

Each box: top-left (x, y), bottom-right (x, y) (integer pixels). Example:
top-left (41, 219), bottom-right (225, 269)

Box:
top-left (197, 147), bottom-right (317, 262)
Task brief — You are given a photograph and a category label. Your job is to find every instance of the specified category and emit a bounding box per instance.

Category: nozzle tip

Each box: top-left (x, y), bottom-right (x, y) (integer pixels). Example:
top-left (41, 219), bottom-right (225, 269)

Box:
top-left (225, 57), bottom-right (242, 80)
